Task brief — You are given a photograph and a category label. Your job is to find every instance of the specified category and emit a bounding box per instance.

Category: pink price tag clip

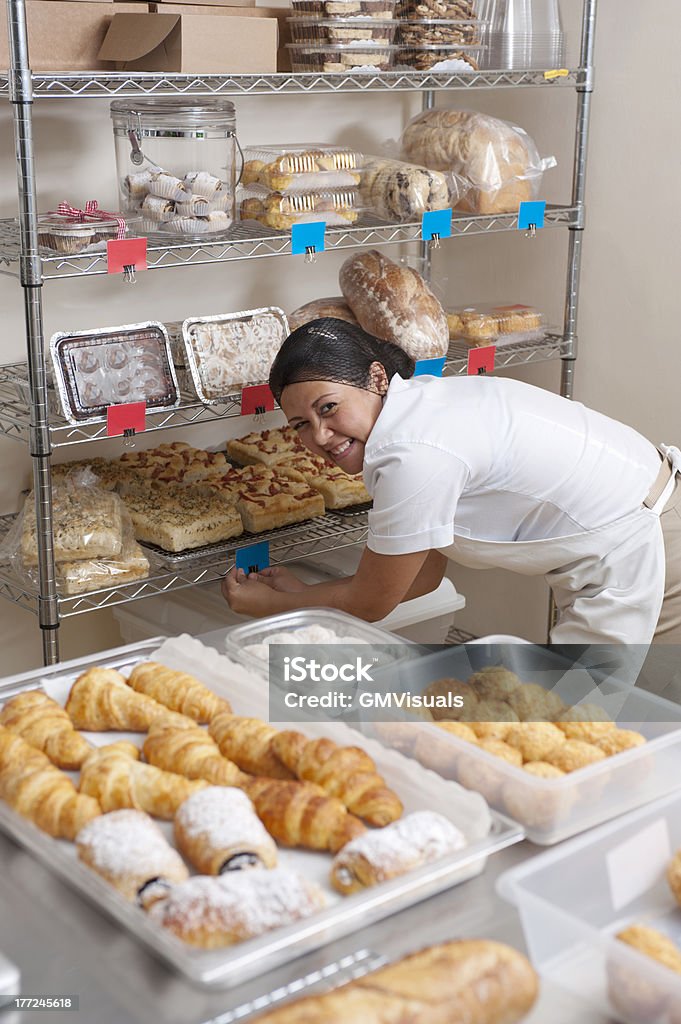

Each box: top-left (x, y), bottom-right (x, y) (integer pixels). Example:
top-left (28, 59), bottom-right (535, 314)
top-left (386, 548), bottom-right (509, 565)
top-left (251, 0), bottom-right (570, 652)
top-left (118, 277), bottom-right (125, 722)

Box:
top-left (107, 237), bottom-right (148, 284)
top-left (107, 402), bottom-right (146, 446)
top-left (241, 384), bottom-right (275, 418)
top-left (467, 346), bottom-right (496, 376)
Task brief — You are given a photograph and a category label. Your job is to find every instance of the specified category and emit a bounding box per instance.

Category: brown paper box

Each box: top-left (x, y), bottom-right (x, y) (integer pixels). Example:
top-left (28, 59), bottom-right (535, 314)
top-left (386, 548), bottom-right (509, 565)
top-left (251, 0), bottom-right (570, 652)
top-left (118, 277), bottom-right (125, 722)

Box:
top-left (99, 12), bottom-right (278, 73)
top-left (0, 1), bottom-right (143, 72)
top-left (148, 5), bottom-right (291, 68)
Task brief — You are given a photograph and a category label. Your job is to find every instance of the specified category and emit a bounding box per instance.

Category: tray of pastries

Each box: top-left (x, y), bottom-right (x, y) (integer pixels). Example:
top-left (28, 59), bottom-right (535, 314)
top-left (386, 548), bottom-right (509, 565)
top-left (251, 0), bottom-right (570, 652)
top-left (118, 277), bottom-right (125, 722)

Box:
top-left (0, 633), bottom-right (523, 987)
top-left (240, 186), bottom-right (363, 231)
top-left (242, 144), bottom-right (364, 193)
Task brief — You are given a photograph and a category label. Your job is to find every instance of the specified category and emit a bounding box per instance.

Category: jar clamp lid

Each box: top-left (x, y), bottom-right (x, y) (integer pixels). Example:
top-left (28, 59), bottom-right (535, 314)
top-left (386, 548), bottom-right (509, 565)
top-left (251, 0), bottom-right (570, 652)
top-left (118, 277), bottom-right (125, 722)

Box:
top-left (111, 98), bottom-right (237, 139)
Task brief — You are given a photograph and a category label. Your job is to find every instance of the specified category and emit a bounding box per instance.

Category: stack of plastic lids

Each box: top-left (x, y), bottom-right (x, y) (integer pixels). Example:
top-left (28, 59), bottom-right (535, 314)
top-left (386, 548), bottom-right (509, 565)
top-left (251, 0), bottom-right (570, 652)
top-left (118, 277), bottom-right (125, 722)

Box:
top-left (287, 0), bottom-right (399, 73)
top-left (395, 0), bottom-right (487, 71)
top-left (238, 144), bottom-right (366, 231)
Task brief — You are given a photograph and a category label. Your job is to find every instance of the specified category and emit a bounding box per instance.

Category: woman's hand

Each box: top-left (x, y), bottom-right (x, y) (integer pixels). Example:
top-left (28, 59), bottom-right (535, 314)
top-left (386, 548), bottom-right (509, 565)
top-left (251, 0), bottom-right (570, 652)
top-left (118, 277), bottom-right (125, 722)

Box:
top-left (248, 565), bottom-right (308, 593)
top-left (221, 568), bottom-right (288, 617)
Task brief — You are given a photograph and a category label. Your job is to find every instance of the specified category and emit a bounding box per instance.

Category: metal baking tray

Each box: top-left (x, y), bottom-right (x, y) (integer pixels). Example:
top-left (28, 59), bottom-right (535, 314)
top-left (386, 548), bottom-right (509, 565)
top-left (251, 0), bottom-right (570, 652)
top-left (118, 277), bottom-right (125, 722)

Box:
top-left (181, 308), bottom-right (288, 406)
top-left (0, 638), bottom-right (523, 989)
top-left (50, 322), bottom-right (181, 425)
top-left (138, 510), bottom-right (368, 569)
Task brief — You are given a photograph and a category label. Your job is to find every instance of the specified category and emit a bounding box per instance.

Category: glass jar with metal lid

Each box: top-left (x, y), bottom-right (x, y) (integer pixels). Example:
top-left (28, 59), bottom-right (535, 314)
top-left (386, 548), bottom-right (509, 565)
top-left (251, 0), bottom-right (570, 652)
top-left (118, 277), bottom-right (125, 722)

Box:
top-left (110, 98), bottom-right (241, 238)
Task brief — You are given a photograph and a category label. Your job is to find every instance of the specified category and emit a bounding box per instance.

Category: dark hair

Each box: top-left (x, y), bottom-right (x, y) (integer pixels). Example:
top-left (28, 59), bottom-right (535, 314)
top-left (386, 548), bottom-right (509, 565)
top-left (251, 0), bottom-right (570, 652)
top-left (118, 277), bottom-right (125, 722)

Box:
top-left (269, 318), bottom-right (415, 402)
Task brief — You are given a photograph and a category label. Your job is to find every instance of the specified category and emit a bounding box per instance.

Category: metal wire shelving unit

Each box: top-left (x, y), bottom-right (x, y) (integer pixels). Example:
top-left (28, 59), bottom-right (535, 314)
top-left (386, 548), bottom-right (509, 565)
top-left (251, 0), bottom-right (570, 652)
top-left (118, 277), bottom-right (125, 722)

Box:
top-left (3, 0), bottom-right (596, 664)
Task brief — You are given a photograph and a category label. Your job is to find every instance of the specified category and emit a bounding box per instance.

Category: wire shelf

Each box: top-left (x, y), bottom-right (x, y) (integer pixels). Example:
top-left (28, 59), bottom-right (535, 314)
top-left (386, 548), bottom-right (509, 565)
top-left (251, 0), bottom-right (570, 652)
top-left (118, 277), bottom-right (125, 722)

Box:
top-left (0, 68), bottom-right (584, 100)
top-left (0, 206), bottom-right (582, 281)
top-left (0, 510), bottom-right (369, 618)
top-left (0, 334), bottom-right (567, 449)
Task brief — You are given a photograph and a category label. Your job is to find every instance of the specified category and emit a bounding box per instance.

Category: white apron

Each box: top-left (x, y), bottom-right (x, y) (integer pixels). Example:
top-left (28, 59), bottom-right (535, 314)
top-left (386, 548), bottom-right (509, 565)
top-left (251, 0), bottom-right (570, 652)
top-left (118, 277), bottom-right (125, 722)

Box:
top-left (437, 445), bottom-right (681, 645)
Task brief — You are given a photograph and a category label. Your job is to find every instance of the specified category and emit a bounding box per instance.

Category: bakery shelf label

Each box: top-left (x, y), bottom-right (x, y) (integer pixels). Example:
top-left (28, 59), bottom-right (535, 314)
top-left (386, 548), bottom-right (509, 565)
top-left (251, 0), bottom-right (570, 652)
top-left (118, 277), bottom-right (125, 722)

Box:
top-left (107, 237), bottom-right (148, 277)
top-left (518, 201), bottom-right (546, 231)
top-left (235, 541), bottom-right (270, 576)
top-left (414, 356), bottom-right (447, 377)
top-left (467, 346), bottom-right (496, 376)
top-left (241, 384), bottom-right (275, 417)
top-left (421, 208), bottom-right (452, 242)
top-left (291, 221), bottom-right (326, 258)
top-left (106, 401), bottom-right (146, 437)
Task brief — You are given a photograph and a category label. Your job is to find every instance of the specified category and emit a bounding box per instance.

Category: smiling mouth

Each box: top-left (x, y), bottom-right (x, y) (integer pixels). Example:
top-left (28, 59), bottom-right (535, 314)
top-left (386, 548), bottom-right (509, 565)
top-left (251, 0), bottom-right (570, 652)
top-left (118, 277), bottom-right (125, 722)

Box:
top-left (328, 439), bottom-right (354, 461)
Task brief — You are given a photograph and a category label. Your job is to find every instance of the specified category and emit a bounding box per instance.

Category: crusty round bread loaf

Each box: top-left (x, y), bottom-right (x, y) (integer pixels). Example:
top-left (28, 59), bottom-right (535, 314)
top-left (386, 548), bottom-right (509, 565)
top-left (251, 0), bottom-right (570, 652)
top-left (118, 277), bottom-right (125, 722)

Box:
top-left (287, 297), bottom-right (358, 333)
top-left (402, 109), bottom-right (539, 215)
top-left (339, 249), bottom-right (449, 361)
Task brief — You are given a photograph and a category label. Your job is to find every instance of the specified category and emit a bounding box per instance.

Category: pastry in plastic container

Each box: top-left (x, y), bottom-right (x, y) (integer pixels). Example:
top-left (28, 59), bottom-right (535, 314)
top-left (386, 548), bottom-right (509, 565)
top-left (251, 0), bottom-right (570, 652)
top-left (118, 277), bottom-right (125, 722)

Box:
top-left (240, 186), bottom-right (362, 231)
top-left (287, 42), bottom-right (397, 72)
top-left (242, 144), bottom-right (364, 193)
top-left (446, 304), bottom-right (546, 347)
top-left (180, 308), bottom-right (289, 403)
top-left (396, 43), bottom-right (481, 69)
top-left (397, 0), bottom-right (478, 17)
top-left (57, 513), bottom-right (150, 596)
top-left (398, 18), bottom-right (483, 46)
top-left (291, 0), bottom-right (397, 16)
top-left (50, 323), bottom-right (180, 424)
top-left (361, 155), bottom-right (450, 221)
top-left (36, 212), bottom-right (142, 255)
top-left (289, 17), bottom-right (398, 44)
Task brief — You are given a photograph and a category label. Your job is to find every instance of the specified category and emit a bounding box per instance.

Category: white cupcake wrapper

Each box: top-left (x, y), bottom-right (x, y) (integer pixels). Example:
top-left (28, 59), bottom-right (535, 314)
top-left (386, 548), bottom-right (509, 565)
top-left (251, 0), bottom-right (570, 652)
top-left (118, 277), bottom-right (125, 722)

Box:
top-left (184, 171), bottom-right (223, 201)
top-left (141, 195), bottom-right (175, 221)
top-left (149, 173), bottom-right (191, 202)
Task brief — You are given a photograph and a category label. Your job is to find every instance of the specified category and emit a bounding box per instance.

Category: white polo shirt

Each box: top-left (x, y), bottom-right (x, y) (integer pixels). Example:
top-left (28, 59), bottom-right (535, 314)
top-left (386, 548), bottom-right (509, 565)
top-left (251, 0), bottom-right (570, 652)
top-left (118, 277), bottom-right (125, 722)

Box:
top-left (363, 375), bottom-right (661, 556)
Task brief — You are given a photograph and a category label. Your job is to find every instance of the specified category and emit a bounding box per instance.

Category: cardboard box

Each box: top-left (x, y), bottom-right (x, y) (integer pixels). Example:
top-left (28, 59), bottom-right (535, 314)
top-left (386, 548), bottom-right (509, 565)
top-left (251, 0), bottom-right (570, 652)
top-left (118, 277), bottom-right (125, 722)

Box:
top-left (99, 12), bottom-right (278, 72)
top-left (0, 1), bottom-right (143, 72)
top-left (153, 0), bottom-right (254, 7)
top-left (148, 5), bottom-right (291, 68)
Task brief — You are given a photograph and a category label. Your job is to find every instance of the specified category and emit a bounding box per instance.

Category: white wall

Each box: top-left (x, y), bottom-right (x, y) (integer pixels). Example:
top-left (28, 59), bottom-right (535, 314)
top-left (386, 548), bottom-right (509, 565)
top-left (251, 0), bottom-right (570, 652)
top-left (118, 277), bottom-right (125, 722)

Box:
top-left (1, 0), bottom-right (678, 669)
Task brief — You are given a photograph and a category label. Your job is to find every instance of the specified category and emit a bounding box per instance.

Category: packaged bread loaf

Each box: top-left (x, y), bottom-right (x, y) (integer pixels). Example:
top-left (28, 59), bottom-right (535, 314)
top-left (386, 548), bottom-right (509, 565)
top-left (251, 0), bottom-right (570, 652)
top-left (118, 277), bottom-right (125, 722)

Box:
top-left (288, 297), bottom-right (358, 332)
top-left (249, 939), bottom-right (539, 1023)
top-left (339, 249), bottom-right (449, 359)
top-left (361, 156), bottom-right (453, 222)
top-left (402, 109), bottom-right (555, 215)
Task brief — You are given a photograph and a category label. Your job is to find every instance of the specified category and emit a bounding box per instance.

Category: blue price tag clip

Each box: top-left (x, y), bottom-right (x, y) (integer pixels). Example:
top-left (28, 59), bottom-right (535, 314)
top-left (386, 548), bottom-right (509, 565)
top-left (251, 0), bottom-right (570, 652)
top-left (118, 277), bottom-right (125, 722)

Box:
top-left (291, 221), bottom-right (326, 262)
top-left (414, 356), bottom-right (447, 377)
top-left (235, 541), bottom-right (270, 576)
top-left (518, 200), bottom-right (546, 235)
top-left (421, 208), bottom-right (452, 246)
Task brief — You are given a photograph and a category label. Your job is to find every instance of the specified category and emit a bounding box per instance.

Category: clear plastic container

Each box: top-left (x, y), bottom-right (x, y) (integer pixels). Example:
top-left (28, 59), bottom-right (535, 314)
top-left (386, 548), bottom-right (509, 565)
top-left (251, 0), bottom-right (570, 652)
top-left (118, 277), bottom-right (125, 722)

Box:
top-left (223, 608), bottom-right (414, 675)
top-left (50, 322), bottom-right (180, 424)
top-left (291, 0), bottom-right (397, 16)
top-left (110, 99), bottom-right (239, 238)
top-left (37, 212), bottom-right (142, 255)
top-left (398, 18), bottom-right (485, 45)
top-left (397, 0), bottom-right (479, 17)
top-left (446, 303), bottom-right (547, 346)
top-left (242, 144), bottom-right (364, 193)
top-left (239, 186), bottom-right (363, 230)
top-left (396, 42), bottom-right (482, 68)
top-left (287, 42), bottom-right (398, 72)
top-left (289, 16), bottom-right (399, 44)
top-left (498, 790), bottom-right (681, 1023)
top-left (362, 641), bottom-right (681, 844)
top-left (180, 307), bottom-right (289, 404)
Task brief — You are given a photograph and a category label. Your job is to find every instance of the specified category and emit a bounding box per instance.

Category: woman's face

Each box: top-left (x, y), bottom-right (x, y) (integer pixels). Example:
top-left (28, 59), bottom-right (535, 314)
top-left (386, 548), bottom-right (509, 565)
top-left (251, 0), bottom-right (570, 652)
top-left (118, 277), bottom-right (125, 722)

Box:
top-left (281, 375), bottom-right (385, 476)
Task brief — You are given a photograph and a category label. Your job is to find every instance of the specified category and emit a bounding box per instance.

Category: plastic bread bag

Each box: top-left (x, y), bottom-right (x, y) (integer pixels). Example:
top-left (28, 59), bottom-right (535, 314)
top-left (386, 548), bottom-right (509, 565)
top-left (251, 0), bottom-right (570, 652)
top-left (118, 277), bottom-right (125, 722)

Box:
top-left (16, 467), bottom-right (125, 569)
top-left (361, 155), bottom-right (469, 222)
top-left (400, 109), bottom-right (557, 215)
top-left (57, 510), bottom-right (150, 595)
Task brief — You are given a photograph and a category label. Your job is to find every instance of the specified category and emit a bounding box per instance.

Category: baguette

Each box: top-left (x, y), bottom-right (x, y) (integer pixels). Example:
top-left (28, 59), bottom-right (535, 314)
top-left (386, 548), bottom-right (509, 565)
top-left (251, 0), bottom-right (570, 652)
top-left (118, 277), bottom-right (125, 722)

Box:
top-left (250, 940), bottom-right (539, 1023)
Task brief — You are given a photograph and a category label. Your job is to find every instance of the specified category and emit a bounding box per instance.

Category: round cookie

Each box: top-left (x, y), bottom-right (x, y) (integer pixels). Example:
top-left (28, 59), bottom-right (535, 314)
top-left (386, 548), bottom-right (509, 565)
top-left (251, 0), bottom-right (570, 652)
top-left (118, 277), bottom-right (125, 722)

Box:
top-left (468, 666), bottom-right (523, 701)
top-left (508, 682), bottom-right (566, 722)
top-left (545, 739), bottom-right (606, 773)
top-left (594, 729), bottom-right (646, 757)
top-left (505, 722), bottom-right (566, 763)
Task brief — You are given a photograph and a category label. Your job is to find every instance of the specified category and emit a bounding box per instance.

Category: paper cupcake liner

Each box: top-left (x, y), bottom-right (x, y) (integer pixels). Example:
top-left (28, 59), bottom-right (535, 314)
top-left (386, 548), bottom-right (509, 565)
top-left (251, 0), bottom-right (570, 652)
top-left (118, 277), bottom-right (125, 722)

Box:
top-left (149, 173), bottom-right (191, 202)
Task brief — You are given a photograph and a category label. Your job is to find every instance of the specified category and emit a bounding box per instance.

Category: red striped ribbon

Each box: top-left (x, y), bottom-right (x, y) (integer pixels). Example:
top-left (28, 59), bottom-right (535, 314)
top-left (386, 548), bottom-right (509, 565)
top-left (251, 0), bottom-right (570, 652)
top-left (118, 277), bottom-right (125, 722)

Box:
top-left (56, 201), bottom-right (127, 240)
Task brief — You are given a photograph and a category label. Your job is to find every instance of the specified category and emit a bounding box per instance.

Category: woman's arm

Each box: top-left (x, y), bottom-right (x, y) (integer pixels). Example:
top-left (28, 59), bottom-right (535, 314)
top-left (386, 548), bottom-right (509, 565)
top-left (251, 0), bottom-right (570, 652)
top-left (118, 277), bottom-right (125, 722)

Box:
top-left (222, 546), bottom-right (435, 621)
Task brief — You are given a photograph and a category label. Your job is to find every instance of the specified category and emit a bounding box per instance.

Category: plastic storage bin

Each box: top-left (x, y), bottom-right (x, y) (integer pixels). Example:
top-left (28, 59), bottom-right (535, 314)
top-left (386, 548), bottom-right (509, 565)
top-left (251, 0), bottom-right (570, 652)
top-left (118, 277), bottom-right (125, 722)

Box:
top-left (111, 99), bottom-right (239, 238)
top-left (398, 19), bottom-right (485, 46)
top-left (498, 790), bottom-right (681, 1024)
top-left (37, 211), bottom-right (142, 255)
top-left (287, 43), bottom-right (398, 72)
top-left (446, 303), bottom-right (547, 347)
top-left (395, 43), bottom-right (483, 69)
top-left (289, 18), bottom-right (399, 44)
top-left (291, 0), bottom-right (397, 16)
top-left (239, 186), bottom-right (363, 230)
top-left (363, 641), bottom-right (681, 844)
top-left (242, 144), bottom-right (363, 192)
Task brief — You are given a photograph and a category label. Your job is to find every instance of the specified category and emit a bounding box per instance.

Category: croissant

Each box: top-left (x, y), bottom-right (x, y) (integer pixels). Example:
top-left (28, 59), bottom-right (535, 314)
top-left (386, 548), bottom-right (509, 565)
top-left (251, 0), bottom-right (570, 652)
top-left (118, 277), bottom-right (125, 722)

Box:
top-left (174, 787), bottom-right (278, 874)
top-left (208, 713), bottom-right (295, 780)
top-left (0, 726), bottom-right (100, 840)
top-left (66, 667), bottom-right (192, 732)
top-left (143, 724), bottom-right (245, 787)
top-left (127, 661), bottom-right (232, 723)
top-left (79, 745), bottom-right (206, 819)
top-left (242, 776), bottom-right (366, 853)
top-left (77, 809), bottom-right (189, 903)
top-left (272, 733), bottom-right (403, 827)
top-left (0, 691), bottom-right (91, 769)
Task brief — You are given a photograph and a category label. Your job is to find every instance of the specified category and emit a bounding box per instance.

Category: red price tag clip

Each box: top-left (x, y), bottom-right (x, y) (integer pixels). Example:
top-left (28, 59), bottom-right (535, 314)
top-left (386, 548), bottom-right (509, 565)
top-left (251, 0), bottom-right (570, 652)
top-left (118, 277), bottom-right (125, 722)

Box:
top-left (241, 384), bottom-right (275, 419)
top-left (467, 346), bottom-right (496, 376)
top-left (107, 402), bottom-right (146, 445)
top-left (107, 237), bottom-right (148, 283)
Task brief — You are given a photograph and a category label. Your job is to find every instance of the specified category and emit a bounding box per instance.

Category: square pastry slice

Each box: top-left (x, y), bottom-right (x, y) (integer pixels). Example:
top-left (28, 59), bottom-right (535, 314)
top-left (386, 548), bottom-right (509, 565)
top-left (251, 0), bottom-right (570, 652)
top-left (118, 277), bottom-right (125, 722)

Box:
top-left (275, 452), bottom-right (371, 510)
top-left (226, 426), bottom-right (307, 467)
top-left (123, 486), bottom-right (243, 552)
top-left (203, 464), bottom-right (325, 533)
